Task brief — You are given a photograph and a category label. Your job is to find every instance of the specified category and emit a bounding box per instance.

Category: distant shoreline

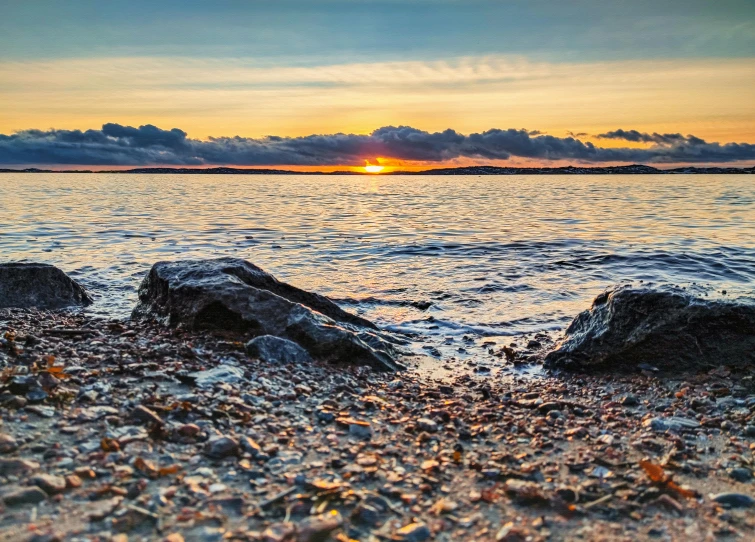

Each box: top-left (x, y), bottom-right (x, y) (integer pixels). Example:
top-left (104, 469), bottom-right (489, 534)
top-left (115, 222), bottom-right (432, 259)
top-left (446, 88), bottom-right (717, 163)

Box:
top-left (1, 164), bottom-right (754, 175)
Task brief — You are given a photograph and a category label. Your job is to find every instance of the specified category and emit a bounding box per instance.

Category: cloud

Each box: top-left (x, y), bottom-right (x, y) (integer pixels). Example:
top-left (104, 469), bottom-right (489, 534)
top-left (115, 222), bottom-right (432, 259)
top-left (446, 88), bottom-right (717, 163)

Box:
top-left (597, 129), bottom-right (688, 144)
top-left (1, 123), bottom-right (754, 167)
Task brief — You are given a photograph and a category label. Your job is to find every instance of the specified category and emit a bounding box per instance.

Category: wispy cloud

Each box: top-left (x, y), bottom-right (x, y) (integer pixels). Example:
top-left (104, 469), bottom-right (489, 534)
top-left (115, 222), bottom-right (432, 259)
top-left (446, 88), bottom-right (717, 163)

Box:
top-left (1, 54), bottom-right (754, 144)
top-left (2, 122), bottom-right (754, 167)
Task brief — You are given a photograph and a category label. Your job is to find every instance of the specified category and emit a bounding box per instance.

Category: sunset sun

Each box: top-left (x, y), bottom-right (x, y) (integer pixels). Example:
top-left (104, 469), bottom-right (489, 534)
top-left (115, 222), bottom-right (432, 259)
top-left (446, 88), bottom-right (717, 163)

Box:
top-left (364, 163), bottom-right (384, 173)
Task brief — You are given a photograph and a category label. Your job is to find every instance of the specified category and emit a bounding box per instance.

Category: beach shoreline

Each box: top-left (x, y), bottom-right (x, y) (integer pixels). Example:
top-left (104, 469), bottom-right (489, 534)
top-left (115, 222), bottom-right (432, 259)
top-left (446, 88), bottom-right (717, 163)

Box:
top-left (1, 308), bottom-right (754, 541)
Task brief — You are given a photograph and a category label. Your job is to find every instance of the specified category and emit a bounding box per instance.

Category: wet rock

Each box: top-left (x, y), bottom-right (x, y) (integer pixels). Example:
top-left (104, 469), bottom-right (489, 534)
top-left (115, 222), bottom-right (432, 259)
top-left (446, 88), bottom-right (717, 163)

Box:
top-left (205, 436), bottom-right (240, 459)
top-left (3, 486), bottom-right (47, 506)
top-left (246, 335), bottom-right (313, 365)
top-left (0, 262), bottom-right (93, 309)
top-left (31, 473), bottom-right (67, 495)
top-left (621, 394), bottom-right (639, 406)
top-left (712, 492), bottom-right (755, 508)
top-left (545, 286), bottom-right (755, 371)
top-left (131, 258), bottom-right (403, 371)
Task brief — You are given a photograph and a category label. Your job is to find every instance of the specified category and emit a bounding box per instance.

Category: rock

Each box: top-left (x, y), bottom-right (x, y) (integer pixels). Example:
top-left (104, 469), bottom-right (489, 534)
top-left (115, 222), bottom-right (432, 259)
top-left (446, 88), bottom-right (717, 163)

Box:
top-left (0, 433), bottom-right (18, 454)
top-left (644, 417), bottom-right (700, 432)
top-left (88, 496), bottom-right (123, 520)
top-left (246, 335), bottom-right (313, 365)
top-left (190, 365), bottom-right (245, 388)
top-left (205, 436), bottom-right (240, 459)
top-left (504, 479), bottom-right (548, 503)
top-left (296, 510), bottom-right (343, 542)
top-left (239, 436), bottom-right (263, 457)
top-left (395, 522), bottom-right (431, 542)
top-left (31, 473), bottom-right (67, 495)
top-left (0, 263), bottom-right (93, 309)
top-left (131, 405), bottom-right (163, 425)
top-left (348, 420), bottom-right (372, 440)
top-left (417, 418), bottom-right (439, 433)
top-left (262, 522), bottom-right (296, 542)
top-left (729, 468), bottom-right (753, 483)
top-left (3, 486), bottom-right (47, 506)
top-left (0, 457), bottom-right (39, 476)
top-left (131, 258), bottom-right (403, 371)
top-left (545, 286), bottom-right (755, 372)
top-left (7, 374), bottom-right (38, 395)
top-left (621, 394), bottom-right (639, 406)
top-left (712, 492), bottom-right (755, 508)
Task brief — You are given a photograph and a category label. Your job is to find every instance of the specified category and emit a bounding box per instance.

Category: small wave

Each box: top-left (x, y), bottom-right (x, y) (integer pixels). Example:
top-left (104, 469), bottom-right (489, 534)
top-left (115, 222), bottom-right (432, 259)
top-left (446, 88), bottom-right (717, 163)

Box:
top-left (334, 296), bottom-right (433, 311)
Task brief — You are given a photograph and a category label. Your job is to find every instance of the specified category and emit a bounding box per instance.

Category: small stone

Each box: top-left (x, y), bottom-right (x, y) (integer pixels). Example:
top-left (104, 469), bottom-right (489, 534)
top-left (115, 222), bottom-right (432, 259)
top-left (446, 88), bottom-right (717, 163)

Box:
top-left (0, 433), bottom-right (18, 454)
top-left (744, 425), bottom-right (755, 438)
top-left (3, 486), bottom-right (47, 506)
top-left (645, 417), bottom-right (700, 432)
top-left (0, 457), bottom-right (39, 476)
top-left (729, 468), bottom-right (753, 483)
top-left (712, 492), bottom-right (755, 508)
top-left (240, 435), bottom-right (262, 457)
top-left (621, 394), bottom-right (639, 406)
top-left (131, 405), bottom-right (163, 425)
top-left (190, 365), bottom-right (245, 388)
top-left (205, 436), bottom-right (240, 459)
top-left (31, 473), bottom-right (67, 495)
top-left (74, 467), bottom-right (96, 479)
top-left (87, 496), bottom-right (123, 520)
top-left (178, 423), bottom-right (201, 437)
top-left (349, 420), bottom-right (372, 439)
top-left (296, 510), bottom-right (343, 542)
top-left (504, 479), bottom-right (548, 503)
top-left (396, 522), bottom-right (431, 542)
top-left (316, 409), bottom-right (336, 423)
top-left (417, 418), bottom-right (438, 433)
top-left (65, 474), bottom-right (83, 489)
top-left (262, 522), bottom-right (296, 542)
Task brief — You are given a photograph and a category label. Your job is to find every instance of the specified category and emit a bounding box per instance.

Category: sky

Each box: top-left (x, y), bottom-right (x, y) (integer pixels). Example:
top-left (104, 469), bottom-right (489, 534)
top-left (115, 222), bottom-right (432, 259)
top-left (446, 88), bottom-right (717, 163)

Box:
top-left (1, 0), bottom-right (754, 170)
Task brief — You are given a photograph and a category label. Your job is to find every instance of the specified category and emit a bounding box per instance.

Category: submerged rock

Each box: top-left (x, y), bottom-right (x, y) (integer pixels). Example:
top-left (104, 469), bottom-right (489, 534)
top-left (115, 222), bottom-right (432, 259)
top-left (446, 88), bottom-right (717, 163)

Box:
top-left (132, 258), bottom-right (403, 371)
top-left (0, 262), bottom-right (92, 309)
top-left (545, 286), bottom-right (755, 372)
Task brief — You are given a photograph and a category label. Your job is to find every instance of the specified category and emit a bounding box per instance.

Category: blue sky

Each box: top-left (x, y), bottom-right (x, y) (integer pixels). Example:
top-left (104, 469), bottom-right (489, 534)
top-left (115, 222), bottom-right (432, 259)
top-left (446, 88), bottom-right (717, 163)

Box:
top-left (2, 0), bottom-right (753, 63)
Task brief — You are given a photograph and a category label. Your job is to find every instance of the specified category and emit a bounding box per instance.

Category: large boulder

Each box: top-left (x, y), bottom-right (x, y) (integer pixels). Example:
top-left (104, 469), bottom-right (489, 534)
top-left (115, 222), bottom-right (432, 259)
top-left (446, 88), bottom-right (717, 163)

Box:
top-left (131, 258), bottom-right (404, 371)
top-left (0, 263), bottom-right (92, 309)
top-left (545, 286), bottom-right (755, 372)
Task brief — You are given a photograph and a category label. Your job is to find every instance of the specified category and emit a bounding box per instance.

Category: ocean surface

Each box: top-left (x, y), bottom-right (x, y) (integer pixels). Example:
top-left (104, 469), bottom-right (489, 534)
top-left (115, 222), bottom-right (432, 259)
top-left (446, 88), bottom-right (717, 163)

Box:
top-left (2, 173), bottom-right (754, 359)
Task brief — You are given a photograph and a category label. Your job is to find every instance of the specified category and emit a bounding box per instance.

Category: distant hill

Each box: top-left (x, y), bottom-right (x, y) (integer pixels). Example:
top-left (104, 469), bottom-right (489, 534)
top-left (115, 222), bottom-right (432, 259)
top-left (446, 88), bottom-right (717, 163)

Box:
top-left (1, 164), bottom-right (753, 174)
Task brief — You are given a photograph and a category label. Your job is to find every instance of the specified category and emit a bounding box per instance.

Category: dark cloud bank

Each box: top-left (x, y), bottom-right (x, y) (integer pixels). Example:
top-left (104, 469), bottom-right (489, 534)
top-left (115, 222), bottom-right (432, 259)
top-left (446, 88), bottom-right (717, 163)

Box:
top-left (1, 123), bottom-right (754, 166)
